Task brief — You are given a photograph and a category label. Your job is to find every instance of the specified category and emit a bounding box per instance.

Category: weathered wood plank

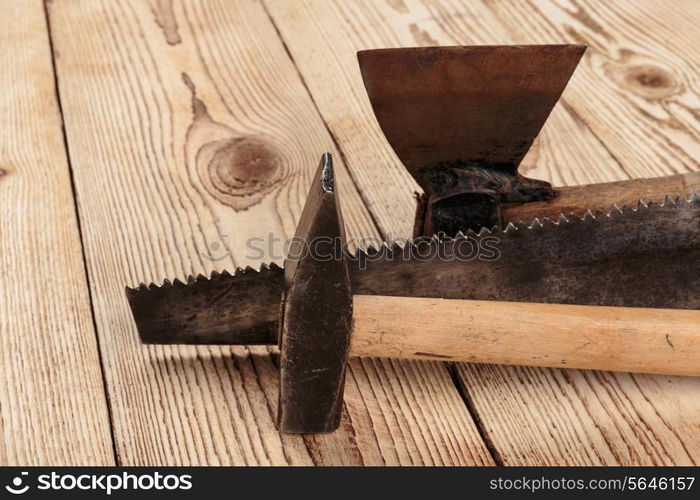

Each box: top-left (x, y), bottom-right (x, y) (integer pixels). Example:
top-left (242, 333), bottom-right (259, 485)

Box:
top-left (484, 0), bottom-right (700, 178)
top-left (47, 0), bottom-right (491, 465)
top-left (263, 0), bottom-right (699, 464)
top-left (0, 0), bottom-right (113, 465)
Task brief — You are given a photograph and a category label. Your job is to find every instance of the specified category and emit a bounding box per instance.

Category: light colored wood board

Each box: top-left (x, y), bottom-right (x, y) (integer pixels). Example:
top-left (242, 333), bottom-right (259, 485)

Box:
top-left (0, 0), bottom-right (113, 465)
top-left (263, 0), bottom-right (627, 247)
top-left (48, 0), bottom-right (491, 465)
top-left (263, 0), bottom-right (700, 464)
top-left (342, 357), bottom-right (492, 465)
top-left (456, 365), bottom-right (698, 465)
top-left (483, 0), bottom-right (700, 178)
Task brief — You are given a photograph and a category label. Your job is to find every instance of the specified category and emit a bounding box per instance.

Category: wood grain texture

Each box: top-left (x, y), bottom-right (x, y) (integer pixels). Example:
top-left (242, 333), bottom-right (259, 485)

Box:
top-left (0, 0), bottom-right (113, 465)
top-left (263, 0), bottom-right (700, 464)
top-left (484, 0), bottom-right (700, 178)
top-left (47, 0), bottom-right (491, 465)
top-left (351, 296), bottom-right (700, 376)
top-left (455, 364), bottom-right (699, 465)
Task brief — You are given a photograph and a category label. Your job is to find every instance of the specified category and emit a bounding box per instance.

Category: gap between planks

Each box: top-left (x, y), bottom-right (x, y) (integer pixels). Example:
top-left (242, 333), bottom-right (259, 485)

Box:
top-left (41, 0), bottom-right (120, 464)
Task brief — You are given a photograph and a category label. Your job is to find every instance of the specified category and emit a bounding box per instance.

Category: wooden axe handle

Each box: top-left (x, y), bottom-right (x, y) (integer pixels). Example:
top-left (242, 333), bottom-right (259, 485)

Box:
top-left (501, 171), bottom-right (700, 223)
top-left (350, 295), bottom-right (700, 376)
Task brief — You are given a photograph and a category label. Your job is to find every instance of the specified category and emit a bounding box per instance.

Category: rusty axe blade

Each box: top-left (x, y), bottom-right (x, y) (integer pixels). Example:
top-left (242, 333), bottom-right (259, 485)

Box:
top-left (358, 45), bottom-right (585, 234)
top-left (357, 44), bottom-right (585, 177)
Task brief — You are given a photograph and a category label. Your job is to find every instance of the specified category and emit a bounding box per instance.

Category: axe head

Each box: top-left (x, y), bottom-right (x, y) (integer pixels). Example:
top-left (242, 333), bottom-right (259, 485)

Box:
top-left (358, 44), bottom-right (586, 235)
top-left (277, 153), bottom-right (353, 433)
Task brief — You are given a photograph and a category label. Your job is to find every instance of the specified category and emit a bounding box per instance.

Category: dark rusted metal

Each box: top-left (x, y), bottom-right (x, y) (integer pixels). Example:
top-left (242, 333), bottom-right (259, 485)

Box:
top-left (126, 265), bottom-right (282, 345)
top-left (350, 195), bottom-right (700, 309)
top-left (358, 45), bottom-right (585, 235)
top-left (277, 153), bottom-right (353, 433)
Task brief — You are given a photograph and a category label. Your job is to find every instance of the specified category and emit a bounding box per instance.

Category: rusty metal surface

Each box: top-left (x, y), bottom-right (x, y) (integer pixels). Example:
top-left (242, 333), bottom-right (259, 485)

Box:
top-left (277, 153), bottom-right (353, 433)
top-left (358, 45), bottom-right (585, 234)
top-left (350, 195), bottom-right (700, 309)
top-left (127, 193), bottom-right (699, 345)
top-left (125, 264), bottom-right (282, 345)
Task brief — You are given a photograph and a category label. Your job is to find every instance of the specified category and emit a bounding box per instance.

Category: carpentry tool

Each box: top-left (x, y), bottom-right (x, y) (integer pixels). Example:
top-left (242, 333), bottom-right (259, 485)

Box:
top-left (125, 45), bottom-right (700, 433)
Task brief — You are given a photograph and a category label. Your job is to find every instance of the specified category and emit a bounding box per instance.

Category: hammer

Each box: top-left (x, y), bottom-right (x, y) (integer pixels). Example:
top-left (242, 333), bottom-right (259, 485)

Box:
top-left (276, 153), bottom-right (699, 433)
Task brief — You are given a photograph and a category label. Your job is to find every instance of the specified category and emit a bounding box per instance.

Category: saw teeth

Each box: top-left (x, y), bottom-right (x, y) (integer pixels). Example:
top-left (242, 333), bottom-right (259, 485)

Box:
top-left (541, 216), bottom-right (561, 228)
top-left (127, 261), bottom-right (283, 293)
top-left (506, 191), bottom-right (699, 231)
top-left (128, 191), bottom-right (698, 294)
top-left (365, 244), bottom-right (379, 255)
top-left (620, 204), bottom-right (636, 215)
top-left (376, 190), bottom-right (698, 257)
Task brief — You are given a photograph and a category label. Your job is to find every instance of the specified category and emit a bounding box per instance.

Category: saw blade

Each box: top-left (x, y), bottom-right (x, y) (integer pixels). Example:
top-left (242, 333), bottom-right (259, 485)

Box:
top-left (126, 264), bottom-right (284, 345)
top-left (127, 193), bottom-right (699, 345)
top-left (350, 195), bottom-right (699, 307)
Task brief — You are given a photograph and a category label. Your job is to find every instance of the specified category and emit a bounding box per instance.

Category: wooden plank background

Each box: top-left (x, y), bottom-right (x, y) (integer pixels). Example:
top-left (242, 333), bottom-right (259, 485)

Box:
top-left (0, 0), bottom-right (697, 465)
top-left (0, 0), bottom-right (113, 465)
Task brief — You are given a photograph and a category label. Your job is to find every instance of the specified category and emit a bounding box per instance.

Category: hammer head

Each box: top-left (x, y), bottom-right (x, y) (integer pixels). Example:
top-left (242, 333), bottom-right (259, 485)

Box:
top-left (277, 153), bottom-right (353, 433)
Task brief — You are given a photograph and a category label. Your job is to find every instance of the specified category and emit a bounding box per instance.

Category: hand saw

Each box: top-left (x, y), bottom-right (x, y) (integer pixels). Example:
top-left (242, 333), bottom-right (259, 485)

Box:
top-left (125, 45), bottom-right (700, 433)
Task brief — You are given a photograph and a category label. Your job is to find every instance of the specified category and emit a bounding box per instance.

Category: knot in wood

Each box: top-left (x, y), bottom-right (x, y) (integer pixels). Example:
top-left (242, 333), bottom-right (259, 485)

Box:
top-left (202, 136), bottom-right (283, 210)
top-left (624, 64), bottom-right (678, 99)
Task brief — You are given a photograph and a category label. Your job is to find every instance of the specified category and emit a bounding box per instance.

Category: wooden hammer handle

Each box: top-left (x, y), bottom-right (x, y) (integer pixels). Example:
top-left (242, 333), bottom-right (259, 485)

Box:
top-left (350, 295), bottom-right (700, 376)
